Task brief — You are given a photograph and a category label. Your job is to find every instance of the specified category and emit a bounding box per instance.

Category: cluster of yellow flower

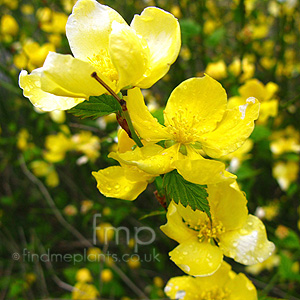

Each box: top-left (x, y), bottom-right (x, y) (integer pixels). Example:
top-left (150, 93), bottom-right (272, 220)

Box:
top-left (17, 125), bottom-right (100, 188)
top-left (18, 0), bottom-right (279, 299)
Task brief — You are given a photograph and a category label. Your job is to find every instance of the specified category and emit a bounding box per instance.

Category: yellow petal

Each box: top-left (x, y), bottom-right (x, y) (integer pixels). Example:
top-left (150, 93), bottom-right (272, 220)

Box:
top-left (173, 151), bottom-right (236, 185)
top-left (19, 69), bottom-right (85, 111)
top-left (109, 22), bottom-right (149, 90)
top-left (109, 143), bottom-right (180, 175)
top-left (239, 79), bottom-right (265, 101)
top-left (265, 82), bottom-right (279, 101)
top-left (164, 276), bottom-right (199, 300)
top-left (200, 97), bottom-right (260, 158)
top-left (164, 76), bottom-right (227, 136)
top-left (66, 0), bottom-right (126, 60)
top-left (219, 214), bottom-right (275, 265)
top-left (227, 273), bottom-right (258, 300)
top-left (126, 88), bottom-right (171, 142)
top-left (92, 166), bottom-right (151, 201)
top-left (208, 181), bottom-right (248, 231)
top-left (165, 261), bottom-right (257, 300)
top-left (258, 100), bottom-right (278, 124)
top-left (160, 202), bottom-right (198, 244)
top-left (117, 129), bottom-right (136, 153)
top-left (131, 7), bottom-right (181, 88)
top-left (169, 238), bottom-right (223, 276)
top-left (41, 52), bottom-right (113, 98)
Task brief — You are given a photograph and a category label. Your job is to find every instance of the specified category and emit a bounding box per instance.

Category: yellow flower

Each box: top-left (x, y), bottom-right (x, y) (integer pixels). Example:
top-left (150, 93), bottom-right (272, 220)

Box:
top-left (72, 131), bottom-right (100, 161)
top-left (165, 261), bottom-right (257, 300)
top-left (76, 268), bottom-right (93, 282)
top-left (270, 126), bottom-right (300, 156)
top-left (17, 128), bottom-right (30, 151)
top-left (72, 282), bottom-right (99, 300)
top-left (96, 222), bottom-right (115, 244)
top-left (246, 253), bottom-right (280, 275)
top-left (272, 160), bottom-right (299, 191)
top-left (160, 181), bottom-right (275, 276)
top-left (15, 40), bottom-right (56, 71)
top-left (19, 0), bottom-right (181, 111)
top-left (43, 132), bottom-right (72, 163)
top-left (228, 79), bottom-right (278, 124)
top-left (30, 160), bottom-right (59, 187)
top-left (205, 60), bottom-right (227, 80)
top-left (100, 269), bottom-right (113, 282)
top-left (228, 57), bottom-right (255, 82)
top-left (1, 15), bottom-right (19, 36)
top-left (110, 75), bottom-right (259, 185)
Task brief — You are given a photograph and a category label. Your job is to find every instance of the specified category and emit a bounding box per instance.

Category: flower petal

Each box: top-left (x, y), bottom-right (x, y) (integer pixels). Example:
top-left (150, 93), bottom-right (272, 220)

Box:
top-left (169, 238), bottom-right (223, 276)
top-left (208, 181), bottom-right (248, 231)
top-left (160, 202), bottom-right (198, 244)
top-left (66, 0), bottom-right (126, 60)
top-left (173, 150), bottom-right (236, 185)
top-left (19, 69), bottom-right (85, 111)
top-left (219, 214), bottom-right (275, 265)
top-left (109, 22), bottom-right (149, 90)
top-left (131, 7), bottom-right (181, 88)
top-left (109, 143), bottom-right (180, 175)
top-left (92, 166), bottom-right (152, 201)
top-left (200, 97), bottom-right (260, 158)
top-left (41, 52), bottom-right (113, 98)
top-left (258, 100), bottom-right (278, 124)
top-left (227, 273), bottom-right (258, 300)
top-left (164, 76), bottom-right (227, 136)
top-left (126, 88), bottom-right (172, 142)
top-left (239, 79), bottom-right (265, 101)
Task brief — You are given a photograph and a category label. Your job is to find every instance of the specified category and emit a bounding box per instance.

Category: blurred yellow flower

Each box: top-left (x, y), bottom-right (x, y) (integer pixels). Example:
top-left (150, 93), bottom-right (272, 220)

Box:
top-left (127, 256), bottom-right (141, 269)
top-left (72, 282), bottom-right (99, 300)
top-left (76, 268), bottom-right (93, 282)
top-left (228, 57), bottom-right (255, 82)
top-left (72, 131), bottom-right (100, 162)
top-left (37, 8), bottom-right (68, 34)
top-left (63, 204), bottom-right (78, 216)
top-left (1, 15), bottom-right (19, 37)
top-left (272, 160), bottom-right (299, 191)
top-left (20, 0), bottom-right (181, 111)
top-left (30, 160), bottom-right (59, 187)
top-left (205, 60), bottom-right (227, 80)
top-left (100, 269), bottom-right (113, 282)
top-left (246, 253), bottom-right (280, 275)
top-left (17, 128), bottom-right (30, 151)
top-left (161, 181), bottom-right (275, 276)
top-left (96, 223), bottom-right (115, 243)
top-left (43, 132), bottom-right (72, 163)
top-left (270, 126), bottom-right (300, 156)
top-left (228, 78), bottom-right (278, 124)
top-left (165, 261), bottom-right (257, 300)
top-left (14, 40), bottom-right (55, 71)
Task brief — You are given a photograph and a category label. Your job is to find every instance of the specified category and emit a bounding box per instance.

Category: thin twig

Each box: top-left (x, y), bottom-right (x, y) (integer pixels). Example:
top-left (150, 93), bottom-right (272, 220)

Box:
top-left (19, 155), bottom-right (92, 248)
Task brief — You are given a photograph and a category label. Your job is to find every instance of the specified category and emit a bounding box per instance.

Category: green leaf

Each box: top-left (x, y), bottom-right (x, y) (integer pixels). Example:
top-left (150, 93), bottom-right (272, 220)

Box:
top-left (163, 170), bottom-right (210, 218)
top-left (68, 94), bottom-right (122, 119)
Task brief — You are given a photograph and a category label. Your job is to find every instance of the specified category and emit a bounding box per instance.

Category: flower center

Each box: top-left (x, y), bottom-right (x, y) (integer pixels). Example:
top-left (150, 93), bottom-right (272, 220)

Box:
top-left (198, 221), bottom-right (225, 242)
top-left (88, 49), bottom-right (119, 83)
top-left (200, 288), bottom-right (230, 300)
top-left (165, 108), bottom-right (201, 144)
top-left (185, 218), bottom-right (225, 243)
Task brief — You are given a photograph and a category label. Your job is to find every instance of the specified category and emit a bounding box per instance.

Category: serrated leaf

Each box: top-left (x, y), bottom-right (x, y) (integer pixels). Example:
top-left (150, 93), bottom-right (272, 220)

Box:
top-left (163, 170), bottom-right (210, 218)
top-left (68, 94), bottom-right (122, 119)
